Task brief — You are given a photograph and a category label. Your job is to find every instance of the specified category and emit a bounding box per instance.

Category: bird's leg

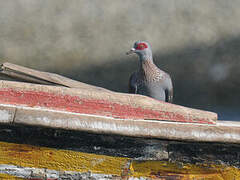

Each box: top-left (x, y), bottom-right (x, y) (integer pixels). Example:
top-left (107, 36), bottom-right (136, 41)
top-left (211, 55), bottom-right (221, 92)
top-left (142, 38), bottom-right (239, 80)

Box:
top-left (135, 85), bottom-right (138, 94)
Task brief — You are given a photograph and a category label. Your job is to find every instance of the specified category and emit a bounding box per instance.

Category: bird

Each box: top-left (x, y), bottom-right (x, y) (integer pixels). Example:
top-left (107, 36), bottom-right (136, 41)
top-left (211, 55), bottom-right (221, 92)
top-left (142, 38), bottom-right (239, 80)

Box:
top-left (126, 41), bottom-right (173, 103)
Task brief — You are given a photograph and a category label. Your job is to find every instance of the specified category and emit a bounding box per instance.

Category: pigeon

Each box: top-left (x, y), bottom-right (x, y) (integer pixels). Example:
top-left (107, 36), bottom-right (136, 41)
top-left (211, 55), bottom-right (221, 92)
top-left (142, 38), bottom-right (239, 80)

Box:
top-left (126, 41), bottom-right (173, 103)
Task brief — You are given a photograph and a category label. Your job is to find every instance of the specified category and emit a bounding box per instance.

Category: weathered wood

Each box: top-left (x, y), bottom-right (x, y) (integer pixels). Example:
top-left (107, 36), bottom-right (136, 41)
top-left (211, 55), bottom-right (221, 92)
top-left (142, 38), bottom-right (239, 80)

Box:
top-left (0, 103), bottom-right (238, 143)
top-left (0, 125), bottom-right (239, 179)
top-left (0, 123), bottom-right (239, 163)
top-left (0, 140), bottom-right (239, 180)
top-left (1, 64), bottom-right (239, 179)
top-left (0, 80), bottom-right (217, 124)
top-left (0, 62), bottom-right (109, 92)
top-left (0, 106), bottom-right (15, 124)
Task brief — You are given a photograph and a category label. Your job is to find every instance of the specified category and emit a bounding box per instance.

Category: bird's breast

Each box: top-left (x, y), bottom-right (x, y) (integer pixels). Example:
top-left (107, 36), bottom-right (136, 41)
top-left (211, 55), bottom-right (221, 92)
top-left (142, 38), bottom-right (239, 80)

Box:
top-left (136, 82), bottom-right (165, 101)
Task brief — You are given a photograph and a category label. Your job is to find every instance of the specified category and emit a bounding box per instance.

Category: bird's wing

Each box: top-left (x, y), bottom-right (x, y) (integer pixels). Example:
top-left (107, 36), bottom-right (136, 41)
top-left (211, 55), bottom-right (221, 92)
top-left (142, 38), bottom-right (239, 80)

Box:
top-left (164, 74), bottom-right (173, 103)
top-left (128, 72), bottom-right (137, 94)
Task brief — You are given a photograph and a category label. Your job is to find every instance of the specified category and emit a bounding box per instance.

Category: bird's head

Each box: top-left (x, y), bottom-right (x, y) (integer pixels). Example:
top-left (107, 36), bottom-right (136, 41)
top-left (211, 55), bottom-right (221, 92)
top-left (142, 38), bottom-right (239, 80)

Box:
top-left (126, 41), bottom-right (153, 61)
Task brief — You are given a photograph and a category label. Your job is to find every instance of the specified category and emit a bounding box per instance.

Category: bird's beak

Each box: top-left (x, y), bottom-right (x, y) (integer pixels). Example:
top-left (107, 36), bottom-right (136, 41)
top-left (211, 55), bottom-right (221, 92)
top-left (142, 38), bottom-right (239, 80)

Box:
top-left (126, 48), bottom-right (136, 55)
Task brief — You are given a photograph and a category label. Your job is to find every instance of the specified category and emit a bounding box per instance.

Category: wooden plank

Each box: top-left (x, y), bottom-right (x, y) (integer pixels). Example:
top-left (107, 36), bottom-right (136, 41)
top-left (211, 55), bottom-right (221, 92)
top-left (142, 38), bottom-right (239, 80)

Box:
top-left (0, 124), bottom-right (239, 179)
top-left (0, 80), bottom-right (217, 124)
top-left (0, 124), bottom-right (239, 165)
top-left (0, 141), bottom-right (129, 177)
top-left (0, 62), bottom-right (109, 92)
top-left (130, 161), bottom-right (240, 179)
top-left (0, 141), bottom-right (239, 179)
top-left (0, 104), bottom-right (239, 143)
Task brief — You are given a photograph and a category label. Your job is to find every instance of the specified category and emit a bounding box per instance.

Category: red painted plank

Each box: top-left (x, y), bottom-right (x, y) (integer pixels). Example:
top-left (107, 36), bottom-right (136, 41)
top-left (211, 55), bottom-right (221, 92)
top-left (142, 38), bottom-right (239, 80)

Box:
top-left (0, 87), bottom-right (214, 124)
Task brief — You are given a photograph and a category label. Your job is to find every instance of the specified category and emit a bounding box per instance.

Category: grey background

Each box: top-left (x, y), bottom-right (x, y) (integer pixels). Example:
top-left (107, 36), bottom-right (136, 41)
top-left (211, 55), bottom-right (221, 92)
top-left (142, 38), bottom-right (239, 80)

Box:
top-left (0, 0), bottom-right (240, 120)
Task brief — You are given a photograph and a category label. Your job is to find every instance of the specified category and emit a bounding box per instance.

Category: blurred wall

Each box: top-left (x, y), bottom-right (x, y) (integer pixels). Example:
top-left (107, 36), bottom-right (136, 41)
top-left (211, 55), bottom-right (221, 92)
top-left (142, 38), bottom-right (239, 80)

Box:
top-left (0, 0), bottom-right (240, 119)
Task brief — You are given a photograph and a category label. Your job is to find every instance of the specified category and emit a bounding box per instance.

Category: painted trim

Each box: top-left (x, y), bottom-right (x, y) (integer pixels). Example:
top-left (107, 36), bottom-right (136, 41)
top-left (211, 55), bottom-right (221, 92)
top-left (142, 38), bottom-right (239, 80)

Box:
top-left (0, 80), bottom-right (217, 124)
top-left (0, 88), bottom-right (204, 123)
top-left (0, 141), bottom-right (239, 179)
top-left (0, 141), bottom-right (129, 176)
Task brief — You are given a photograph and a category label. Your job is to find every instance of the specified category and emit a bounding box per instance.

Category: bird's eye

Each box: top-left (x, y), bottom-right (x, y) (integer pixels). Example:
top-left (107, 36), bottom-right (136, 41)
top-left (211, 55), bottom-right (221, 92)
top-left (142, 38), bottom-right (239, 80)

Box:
top-left (136, 43), bottom-right (148, 50)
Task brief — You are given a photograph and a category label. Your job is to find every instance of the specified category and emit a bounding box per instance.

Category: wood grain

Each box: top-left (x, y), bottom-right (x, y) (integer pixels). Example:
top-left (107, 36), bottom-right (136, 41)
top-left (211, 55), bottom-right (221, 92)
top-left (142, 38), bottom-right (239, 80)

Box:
top-left (1, 62), bottom-right (109, 92)
top-left (0, 80), bottom-right (217, 124)
top-left (0, 103), bottom-right (239, 143)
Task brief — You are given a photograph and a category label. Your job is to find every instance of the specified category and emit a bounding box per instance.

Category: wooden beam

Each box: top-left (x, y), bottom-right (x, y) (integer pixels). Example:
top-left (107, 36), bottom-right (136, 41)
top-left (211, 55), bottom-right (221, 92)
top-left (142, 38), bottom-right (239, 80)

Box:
top-left (0, 62), bottom-right (109, 92)
top-left (0, 141), bottom-right (239, 179)
top-left (0, 80), bottom-right (217, 124)
top-left (0, 103), bottom-right (239, 144)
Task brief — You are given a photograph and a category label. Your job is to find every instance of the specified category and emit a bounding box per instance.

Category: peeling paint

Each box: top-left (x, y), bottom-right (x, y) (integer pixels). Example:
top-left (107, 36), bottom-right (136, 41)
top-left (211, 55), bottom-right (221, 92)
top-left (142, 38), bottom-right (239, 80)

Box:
top-left (130, 161), bottom-right (240, 179)
top-left (0, 141), bottom-right (129, 176)
top-left (0, 164), bottom-right (114, 180)
top-left (0, 140), bottom-right (239, 179)
top-left (0, 103), bottom-right (240, 143)
top-left (0, 84), bottom-right (217, 124)
top-left (0, 109), bottom-right (12, 123)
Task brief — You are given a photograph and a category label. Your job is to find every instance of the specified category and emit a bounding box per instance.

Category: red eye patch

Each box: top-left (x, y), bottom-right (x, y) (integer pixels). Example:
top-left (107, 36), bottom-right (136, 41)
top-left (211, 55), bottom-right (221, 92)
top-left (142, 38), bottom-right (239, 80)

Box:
top-left (135, 43), bottom-right (148, 50)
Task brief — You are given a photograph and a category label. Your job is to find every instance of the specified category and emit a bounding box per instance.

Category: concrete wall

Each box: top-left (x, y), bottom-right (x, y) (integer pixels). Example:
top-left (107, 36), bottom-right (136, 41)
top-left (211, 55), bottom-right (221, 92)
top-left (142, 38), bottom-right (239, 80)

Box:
top-left (0, 0), bottom-right (240, 119)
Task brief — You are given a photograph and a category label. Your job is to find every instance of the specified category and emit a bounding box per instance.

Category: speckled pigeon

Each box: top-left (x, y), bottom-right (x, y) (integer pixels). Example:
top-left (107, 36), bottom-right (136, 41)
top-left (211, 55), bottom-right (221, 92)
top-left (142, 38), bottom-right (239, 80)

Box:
top-left (126, 41), bottom-right (173, 103)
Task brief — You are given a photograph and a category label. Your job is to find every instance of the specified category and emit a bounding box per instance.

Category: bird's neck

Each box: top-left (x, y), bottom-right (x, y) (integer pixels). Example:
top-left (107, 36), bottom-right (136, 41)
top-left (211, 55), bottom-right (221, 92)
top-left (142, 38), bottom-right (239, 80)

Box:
top-left (138, 53), bottom-right (153, 63)
top-left (138, 57), bottom-right (159, 80)
top-left (138, 54), bottom-right (154, 69)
